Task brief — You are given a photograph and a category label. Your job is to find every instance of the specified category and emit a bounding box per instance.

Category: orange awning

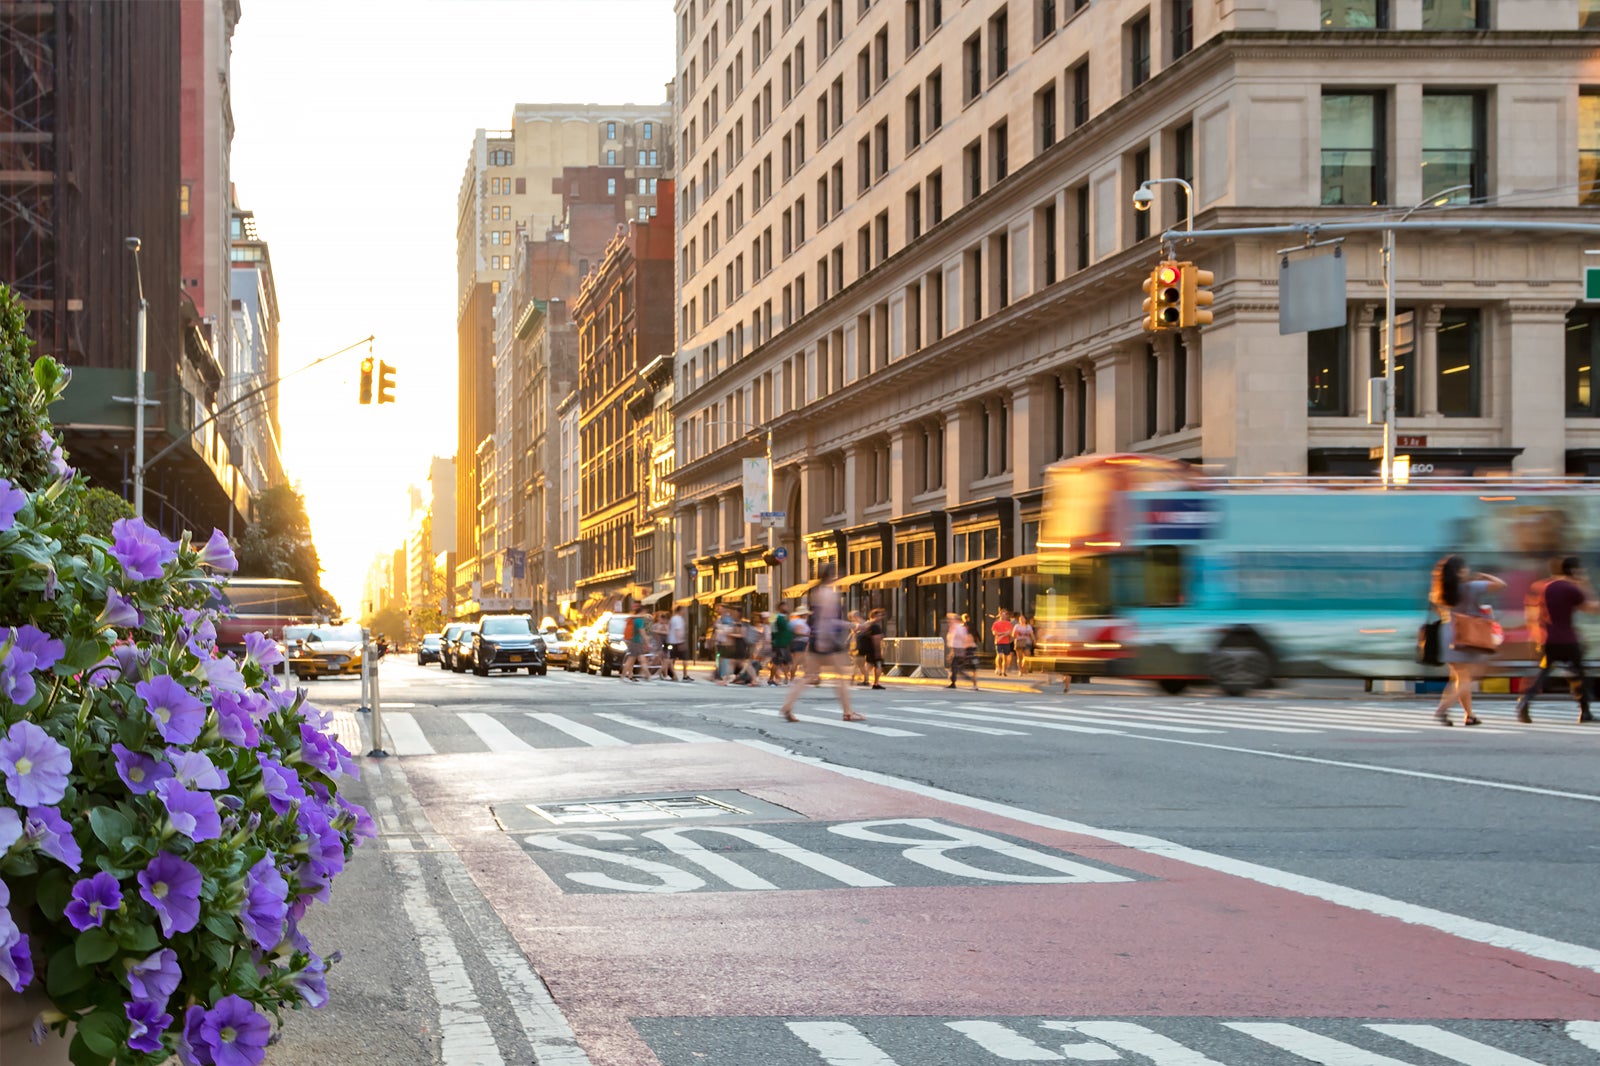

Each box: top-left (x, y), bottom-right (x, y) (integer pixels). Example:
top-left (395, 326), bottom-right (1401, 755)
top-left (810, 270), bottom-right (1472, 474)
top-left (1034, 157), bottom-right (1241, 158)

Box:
top-left (916, 558), bottom-right (998, 586)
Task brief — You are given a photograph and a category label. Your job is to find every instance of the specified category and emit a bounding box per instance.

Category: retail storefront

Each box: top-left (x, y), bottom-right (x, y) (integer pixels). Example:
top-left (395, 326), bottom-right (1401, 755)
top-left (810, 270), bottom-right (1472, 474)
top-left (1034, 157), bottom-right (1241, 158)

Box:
top-left (864, 511), bottom-right (947, 637)
top-left (916, 498), bottom-right (1013, 649)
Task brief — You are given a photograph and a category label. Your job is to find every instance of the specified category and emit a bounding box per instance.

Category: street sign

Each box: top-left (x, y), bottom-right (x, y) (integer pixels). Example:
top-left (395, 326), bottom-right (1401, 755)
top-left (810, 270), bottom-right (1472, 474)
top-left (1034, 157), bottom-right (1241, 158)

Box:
top-left (1397, 434), bottom-right (1428, 448)
top-left (1368, 446), bottom-right (1385, 461)
top-left (1587, 265), bottom-right (1600, 302)
top-left (756, 511), bottom-right (785, 521)
top-left (1278, 248), bottom-right (1347, 334)
top-left (773, 547), bottom-right (788, 561)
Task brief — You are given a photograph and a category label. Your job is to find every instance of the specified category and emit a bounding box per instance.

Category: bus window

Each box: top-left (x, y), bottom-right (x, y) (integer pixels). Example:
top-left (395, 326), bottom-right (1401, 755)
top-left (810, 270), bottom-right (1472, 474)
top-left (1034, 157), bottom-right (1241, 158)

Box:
top-left (1144, 545), bottom-right (1185, 607)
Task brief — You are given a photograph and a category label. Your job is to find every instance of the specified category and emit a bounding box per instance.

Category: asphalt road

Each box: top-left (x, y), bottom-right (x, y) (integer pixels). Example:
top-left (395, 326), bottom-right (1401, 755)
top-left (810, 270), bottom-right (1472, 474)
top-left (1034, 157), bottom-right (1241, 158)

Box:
top-left (269, 658), bottom-right (1600, 1066)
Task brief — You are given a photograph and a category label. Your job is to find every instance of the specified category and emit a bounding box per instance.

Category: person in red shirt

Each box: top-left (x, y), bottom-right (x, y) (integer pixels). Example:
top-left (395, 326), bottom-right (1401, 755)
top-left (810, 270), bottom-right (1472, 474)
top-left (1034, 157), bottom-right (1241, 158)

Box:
top-left (1517, 556), bottom-right (1598, 724)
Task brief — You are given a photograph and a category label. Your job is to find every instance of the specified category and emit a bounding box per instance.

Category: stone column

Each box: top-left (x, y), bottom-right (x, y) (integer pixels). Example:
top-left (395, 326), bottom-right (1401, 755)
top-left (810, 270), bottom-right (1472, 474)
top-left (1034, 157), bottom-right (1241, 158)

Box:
top-left (1181, 334), bottom-right (1202, 430)
top-left (1081, 364), bottom-right (1098, 453)
top-left (1419, 303), bottom-right (1444, 417)
top-left (1092, 346), bottom-right (1134, 454)
top-left (943, 403), bottom-right (981, 508)
top-left (1504, 303), bottom-right (1571, 474)
top-left (1199, 303), bottom-right (1310, 475)
top-left (1009, 377), bottom-right (1056, 494)
top-left (1353, 304), bottom-right (1377, 417)
top-left (1153, 333), bottom-right (1177, 437)
top-left (888, 424), bottom-right (918, 515)
top-left (798, 460), bottom-right (829, 534)
top-left (843, 441), bottom-right (872, 520)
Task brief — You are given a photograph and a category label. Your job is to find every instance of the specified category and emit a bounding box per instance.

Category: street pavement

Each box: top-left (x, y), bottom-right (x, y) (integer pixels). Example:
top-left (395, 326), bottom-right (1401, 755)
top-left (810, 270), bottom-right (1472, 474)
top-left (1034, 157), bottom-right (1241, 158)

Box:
top-left (270, 658), bottom-right (1600, 1066)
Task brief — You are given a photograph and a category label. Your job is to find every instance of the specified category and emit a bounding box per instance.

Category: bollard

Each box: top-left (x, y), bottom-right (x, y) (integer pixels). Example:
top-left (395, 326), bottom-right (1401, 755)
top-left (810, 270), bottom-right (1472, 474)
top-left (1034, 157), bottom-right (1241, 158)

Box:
top-left (365, 640), bottom-right (389, 758)
top-left (357, 638), bottom-right (371, 714)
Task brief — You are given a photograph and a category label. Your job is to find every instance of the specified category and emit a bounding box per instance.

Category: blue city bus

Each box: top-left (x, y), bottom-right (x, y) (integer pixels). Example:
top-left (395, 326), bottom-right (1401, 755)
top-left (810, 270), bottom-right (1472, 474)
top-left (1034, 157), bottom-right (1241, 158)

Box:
top-left (1033, 455), bottom-right (1600, 695)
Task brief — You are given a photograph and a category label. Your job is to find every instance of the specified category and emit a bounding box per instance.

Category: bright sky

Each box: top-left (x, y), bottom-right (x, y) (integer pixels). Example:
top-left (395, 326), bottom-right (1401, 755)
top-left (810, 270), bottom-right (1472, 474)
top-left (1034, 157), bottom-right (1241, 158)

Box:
top-left (229, 0), bottom-right (673, 616)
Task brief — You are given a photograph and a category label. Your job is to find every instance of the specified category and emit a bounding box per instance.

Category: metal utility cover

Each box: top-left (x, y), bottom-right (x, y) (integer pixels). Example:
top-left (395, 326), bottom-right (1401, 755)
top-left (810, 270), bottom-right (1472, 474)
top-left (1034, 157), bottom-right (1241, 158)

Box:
top-left (490, 791), bottom-right (802, 832)
top-left (1279, 249), bottom-right (1348, 334)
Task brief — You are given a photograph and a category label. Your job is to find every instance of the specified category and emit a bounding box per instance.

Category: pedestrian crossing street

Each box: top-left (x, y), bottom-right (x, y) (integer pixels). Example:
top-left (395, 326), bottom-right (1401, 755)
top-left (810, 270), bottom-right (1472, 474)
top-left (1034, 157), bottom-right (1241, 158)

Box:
top-left (369, 693), bottom-right (1598, 756)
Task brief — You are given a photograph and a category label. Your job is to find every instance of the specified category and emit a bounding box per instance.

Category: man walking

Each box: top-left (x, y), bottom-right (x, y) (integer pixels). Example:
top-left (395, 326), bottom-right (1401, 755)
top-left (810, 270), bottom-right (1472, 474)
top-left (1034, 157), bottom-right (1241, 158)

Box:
top-left (779, 564), bottom-right (866, 722)
top-left (1517, 556), bottom-right (1598, 723)
top-left (666, 605), bottom-right (692, 681)
top-left (859, 607), bottom-right (888, 689)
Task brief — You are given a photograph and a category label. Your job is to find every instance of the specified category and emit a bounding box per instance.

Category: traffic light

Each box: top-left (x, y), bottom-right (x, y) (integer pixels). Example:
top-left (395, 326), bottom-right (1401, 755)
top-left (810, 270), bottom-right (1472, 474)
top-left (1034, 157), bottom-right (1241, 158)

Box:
top-left (358, 357), bottom-right (373, 404)
top-left (1180, 263), bottom-right (1215, 328)
top-left (1141, 261), bottom-right (1182, 332)
top-left (377, 361), bottom-right (396, 404)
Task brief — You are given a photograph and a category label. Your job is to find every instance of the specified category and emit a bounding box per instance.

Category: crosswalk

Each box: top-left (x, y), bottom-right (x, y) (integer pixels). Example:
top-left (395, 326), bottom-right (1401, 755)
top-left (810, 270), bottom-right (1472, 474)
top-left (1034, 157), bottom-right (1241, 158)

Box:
top-left (367, 695), bottom-right (1599, 756)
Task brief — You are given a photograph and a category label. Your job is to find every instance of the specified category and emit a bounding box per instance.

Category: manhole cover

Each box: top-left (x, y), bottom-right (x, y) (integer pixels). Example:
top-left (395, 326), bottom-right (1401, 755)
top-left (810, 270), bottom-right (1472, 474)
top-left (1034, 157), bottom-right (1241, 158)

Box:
top-left (490, 790), bottom-right (801, 832)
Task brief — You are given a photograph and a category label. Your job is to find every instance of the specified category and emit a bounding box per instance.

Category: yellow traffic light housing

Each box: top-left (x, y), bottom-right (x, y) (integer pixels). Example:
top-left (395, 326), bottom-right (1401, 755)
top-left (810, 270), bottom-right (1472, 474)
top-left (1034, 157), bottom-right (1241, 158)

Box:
top-left (377, 361), bottom-right (397, 404)
top-left (1180, 263), bottom-right (1215, 328)
top-left (358, 357), bottom-right (373, 404)
top-left (1141, 261), bottom-right (1183, 332)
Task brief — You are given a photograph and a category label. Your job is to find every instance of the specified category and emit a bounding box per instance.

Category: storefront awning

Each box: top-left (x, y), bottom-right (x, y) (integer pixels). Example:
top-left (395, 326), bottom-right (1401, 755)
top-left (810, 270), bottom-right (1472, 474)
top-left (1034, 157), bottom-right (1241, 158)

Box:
top-left (916, 558), bottom-right (998, 586)
top-left (673, 597), bottom-right (698, 608)
top-left (863, 566), bottom-right (932, 590)
top-left (720, 584), bottom-right (759, 601)
top-left (982, 554), bottom-right (1040, 579)
top-left (783, 578), bottom-right (820, 600)
top-left (695, 590), bottom-right (723, 606)
top-left (833, 571), bottom-right (881, 591)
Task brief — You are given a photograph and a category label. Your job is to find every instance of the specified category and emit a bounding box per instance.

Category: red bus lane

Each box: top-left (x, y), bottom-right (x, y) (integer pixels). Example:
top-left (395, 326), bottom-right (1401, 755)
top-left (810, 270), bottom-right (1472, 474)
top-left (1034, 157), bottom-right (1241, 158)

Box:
top-left (401, 743), bottom-right (1600, 1066)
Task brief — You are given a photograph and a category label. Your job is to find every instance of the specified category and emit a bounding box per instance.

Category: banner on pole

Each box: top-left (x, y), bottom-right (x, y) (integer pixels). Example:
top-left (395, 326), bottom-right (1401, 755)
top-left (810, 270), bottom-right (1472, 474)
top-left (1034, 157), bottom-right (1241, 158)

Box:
top-left (742, 458), bottom-right (770, 523)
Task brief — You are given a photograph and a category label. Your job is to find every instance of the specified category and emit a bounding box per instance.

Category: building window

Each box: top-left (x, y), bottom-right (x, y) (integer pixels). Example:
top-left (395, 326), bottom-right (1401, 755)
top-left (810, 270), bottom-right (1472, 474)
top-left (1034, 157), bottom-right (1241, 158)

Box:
top-left (1169, 0), bottom-right (1193, 60)
top-left (1422, 91), bottom-right (1485, 202)
top-left (1323, 0), bottom-right (1388, 26)
top-left (607, 149), bottom-right (616, 165)
top-left (645, 121), bottom-right (654, 139)
top-left (907, 186), bottom-right (923, 240)
top-left (1422, 0), bottom-right (1487, 29)
top-left (1567, 309), bottom-right (1600, 415)
top-left (1321, 91), bottom-right (1385, 206)
top-left (1583, 92), bottom-right (1600, 206)
top-left (988, 8), bottom-right (1008, 82)
top-left (608, 178), bottom-right (617, 195)
top-left (1143, 345), bottom-right (1159, 439)
top-left (1132, 147), bottom-right (1150, 241)
top-left (1036, 0), bottom-right (1055, 42)
top-left (1370, 307), bottom-right (1416, 418)
top-left (963, 33), bottom-right (982, 102)
top-left (1173, 120), bottom-right (1194, 219)
top-left (928, 170), bottom-right (944, 225)
top-left (1071, 59), bottom-right (1090, 128)
top-left (990, 120), bottom-right (1008, 182)
top-left (1127, 14), bottom-right (1151, 89)
top-left (1036, 82), bottom-right (1058, 152)
top-left (516, 177), bottom-right (526, 194)
top-left (908, 87), bottom-right (924, 149)
top-left (179, 183), bottom-right (191, 217)
top-left (607, 121), bottom-right (618, 139)
top-left (1436, 308), bottom-right (1482, 417)
top-left (1074, 183), bottom-right (1089, 270)
top-left (1585, 0), bottom-right (1600, 27)
top-left (927, 69), bottom-right (944, 130)
top-left (964, 140), bottom-right (982, 202)
top-left (906, 0), bottom-right (923, 50)
top-left (1041, 201), bottom-right (1058, 285)
top-left (1307, 323), bottom-right (1348, 416)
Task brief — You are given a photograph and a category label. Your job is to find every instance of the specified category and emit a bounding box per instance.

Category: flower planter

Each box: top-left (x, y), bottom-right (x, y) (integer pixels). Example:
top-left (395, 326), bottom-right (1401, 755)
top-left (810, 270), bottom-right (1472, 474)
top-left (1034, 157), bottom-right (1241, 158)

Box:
top-left (0, 986), bottom-right (72, 1065)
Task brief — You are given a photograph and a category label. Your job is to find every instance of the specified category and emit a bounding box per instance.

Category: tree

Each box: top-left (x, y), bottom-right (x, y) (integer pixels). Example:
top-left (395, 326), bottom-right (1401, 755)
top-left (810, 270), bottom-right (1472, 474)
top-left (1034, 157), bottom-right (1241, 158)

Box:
top-left (235, 483), bottom-right (338, 615)
top-left (364, 601), bottom-right (409, 644)
top-left (0, 284), bottom-right (58, 488)
top-left (81, 486), bottom-right (134, 539)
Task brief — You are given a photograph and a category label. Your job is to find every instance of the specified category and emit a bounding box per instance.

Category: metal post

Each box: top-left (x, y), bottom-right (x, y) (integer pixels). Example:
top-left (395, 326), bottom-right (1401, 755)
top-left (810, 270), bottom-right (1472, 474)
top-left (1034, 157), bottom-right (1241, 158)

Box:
top-left (766, 428), bottom-right (777, 595)
top-left (127, 238), bottom-right (148, 519)
top-left (1382, 226), bottom-right (1396, 488)
top-left (367, 649), bottom-right (387, 758)
top-left (358, 636), bottom-right (371, 714)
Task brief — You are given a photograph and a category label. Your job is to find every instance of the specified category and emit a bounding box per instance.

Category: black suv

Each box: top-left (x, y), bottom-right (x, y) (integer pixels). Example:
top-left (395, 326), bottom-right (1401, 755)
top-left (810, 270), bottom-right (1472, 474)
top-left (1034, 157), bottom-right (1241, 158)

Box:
top-left (440, 621), bottom-right (470, 671)
top-left (470, 615), bottom-right (548, 676)
top-left (577, 612), bottom-right (629, 676)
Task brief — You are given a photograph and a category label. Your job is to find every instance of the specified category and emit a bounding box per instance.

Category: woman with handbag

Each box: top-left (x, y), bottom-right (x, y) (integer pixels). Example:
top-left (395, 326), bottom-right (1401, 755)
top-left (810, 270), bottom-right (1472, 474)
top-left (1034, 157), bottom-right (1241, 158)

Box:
top-left (1430, 555), bottom-right (1506, 726)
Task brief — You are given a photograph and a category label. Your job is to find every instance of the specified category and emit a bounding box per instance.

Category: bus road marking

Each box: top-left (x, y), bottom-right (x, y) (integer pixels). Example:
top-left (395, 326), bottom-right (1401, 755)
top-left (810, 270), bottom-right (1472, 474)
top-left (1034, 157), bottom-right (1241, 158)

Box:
top-left (785, 1021), bottom-right (902, 1065)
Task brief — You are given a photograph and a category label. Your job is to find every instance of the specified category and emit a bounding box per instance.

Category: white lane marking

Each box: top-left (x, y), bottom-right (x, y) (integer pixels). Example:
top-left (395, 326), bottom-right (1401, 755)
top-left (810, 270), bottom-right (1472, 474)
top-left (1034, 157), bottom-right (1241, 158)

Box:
top-left (1567, 1021), bottom-right (1600, 1051)
top-left (1080, 703), bottom-right (1395, 735)
top-left (955, 705), bottom-right (1218, 735)
top-left (527, 712), bottom-right (628, 747)
top-left (593, 712), bottom-right (722, 742)
top-left (1265, 704), bottom-right (1518, 734)
top-left (1365, 1024), bottom-right (1545, 1065)
top-left (1225, 1022), bottom-right (1418, 1064)
top-left (945, 1020), bottom-right (1065, 1060)
top-left (918, 707), bottom-right (1126, 736)
top-left (741, 740), bottom-right (1600, 974)
top-left (390, 788), bottom-right (593, 1065)
top-left (459, 712), bottom-right (536, 752)
top-left (382, 712), bottom-right (437, 756)
top-left (385, 840), bottom-right (507, 1066)
top-left (382, 701), bottom-right (419, 707)
top-left (732, 705), bottom-right (922, 737)
top-left (1046, 1021), bottom-right (1229, 1064)
top-left (869, 712), bottom-right (1029, 735)
top-left (785, 1021), bottom-right (904, 1064)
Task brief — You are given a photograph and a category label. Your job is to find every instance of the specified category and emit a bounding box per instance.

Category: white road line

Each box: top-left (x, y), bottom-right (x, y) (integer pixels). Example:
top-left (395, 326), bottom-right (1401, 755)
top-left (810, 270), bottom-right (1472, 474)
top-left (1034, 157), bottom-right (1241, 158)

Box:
top-left (382, 712), bottom-right (437, 756)
top-left (1225, 1022), bottom-right (1419, 1064)
top-left (945, 1020), bottom-right (1076, 1060)
top-left (1046, 1022), bottom-right (1229, 1064)
top-left (382, 701), bottom-right (419, 707)
top-left (733, 705), bottom-right (922, 737)
top-left (1568, 1021), bottom-right (1600, 1051)
top-left (1265, 704), bottom-right (1519, 734)
top-left (947, 704), bottom-right (1217, 735)
top-left (1365, 1024), bottom-right (1545, 1065)
top-left (917, 707), bottom-right (1126, 736)
top-left (869, 713), bottom-right (1029, 735)
top-left (742, 740), bottom-right (1600, 974)
top-left (593, 712), bottom-right (722, 742)
top-left (459, 712), bottom-right (536, 752)
top-left (1070, 703), bottom-right (1326, 734)
top-left (1110, 703), bottom-right (1415, 734)
top-left (1177, 701), bottom-right (1447, 731)
top-left (785, 1021), bottom-right (903, 1065)
top-left (527, 712), bottom-right (628, 747)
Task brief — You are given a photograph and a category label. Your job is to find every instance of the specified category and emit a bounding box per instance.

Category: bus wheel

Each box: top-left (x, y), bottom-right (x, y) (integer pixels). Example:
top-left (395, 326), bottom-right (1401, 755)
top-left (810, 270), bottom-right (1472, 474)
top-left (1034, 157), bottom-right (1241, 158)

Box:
top-left (1209, 632), bottom-right (1274, 697)
top-left (1155, 678), bottom-right (1190, 695)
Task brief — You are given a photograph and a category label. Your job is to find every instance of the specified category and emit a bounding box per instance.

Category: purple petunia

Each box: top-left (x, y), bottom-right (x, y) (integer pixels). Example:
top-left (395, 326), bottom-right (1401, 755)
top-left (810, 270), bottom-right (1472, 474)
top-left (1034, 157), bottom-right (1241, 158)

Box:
top-left (112, 742), bottom-right (173, 795)
top-left (288, 952), bottom-right (330, 1009)
top-left (136, 675), bottom-right (206, 746)
top-left (255, 755), bottom-right (304, 816)
top-left (212, 691), bottom-right (260, 747)
top-left (39, 430), bottom-right (72, 481)
top-left (167, 749), bottom-right (228, 791)
top-left (23, 806), bottom-right (81, 870)
top-left (64, 872), bottom-right (123, 931)
top-left (242, 631), bottom-right (284, 669)
top-left (0, 720), bottom-right (71, 807)
top-left (109, 517), bottom-right (178, 582)
top-left (197, 529), bottom-right (239, 572)
top-left (298, 723), bottom-right (356, 779)
top-left (334, 796), bottom-right (377, 847)
top-left (0, 807), bottom-right (20, 852)
top-left (137, 853), bottom-right (202, 937)
top-left (240, 855), bottom-right (288, 950)
top-left (126, 947), bottom-right (181, 1004)
top-left (97, 587), bottom-right (142, 629)
top-left (12, 625), bottom-right (63, 672)
top-left (189, 994), bottom-right (271, 1066)
top-left (0, 924), bottom-right (32, 993)
top-left (196, 655), bottom-right (245, 694)
top-left (0, 476), bottom-right (24, 531)
top-left (126, 998), bottom-right (172, 1054)
top-left (156, 779), bottom-right (221, 842)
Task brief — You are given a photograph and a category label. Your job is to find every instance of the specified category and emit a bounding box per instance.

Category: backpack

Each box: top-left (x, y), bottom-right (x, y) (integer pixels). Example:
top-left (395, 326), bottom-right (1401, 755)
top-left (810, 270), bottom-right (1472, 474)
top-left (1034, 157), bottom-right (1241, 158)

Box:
top-left (854, 623), bottom-right (875, 656)
top-left (771, 613), bottom-right (793, 648)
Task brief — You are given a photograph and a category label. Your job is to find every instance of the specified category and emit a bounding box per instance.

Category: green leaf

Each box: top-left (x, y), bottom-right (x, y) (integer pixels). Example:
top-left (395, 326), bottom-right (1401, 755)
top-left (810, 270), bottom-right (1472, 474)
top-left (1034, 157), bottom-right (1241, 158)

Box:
top-left (204, 939), bottom-right (232, 973)
top-left (113, 920), bottom-right (160, 953)
top-left (46, 944), bottom-right (92, 997)
top-left (88, 807), bottom-right (133, 850)
top-left (204, 912), bottom-right (237, 941)
top-left (73, 927), bottom-right (117, 966)
top-left (67, 1031), bottom-right (113, 1066)
top-left (34, 867), bottom-right (71, 919)
top-left (73, 1008), bottom-right (123, 1062)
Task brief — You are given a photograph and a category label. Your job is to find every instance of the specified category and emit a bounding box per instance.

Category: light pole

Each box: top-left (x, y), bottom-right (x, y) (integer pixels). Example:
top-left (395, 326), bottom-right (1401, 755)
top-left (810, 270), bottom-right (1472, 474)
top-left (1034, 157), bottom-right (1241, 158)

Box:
top-left (126, 237), bottom-right (149, 518)
top-left (1133, 177), bottom-right (1194, 257)
top-left (698, 419), bottom-right (779, 592)
top-left (1380, 184), bottom-right (1472, 486)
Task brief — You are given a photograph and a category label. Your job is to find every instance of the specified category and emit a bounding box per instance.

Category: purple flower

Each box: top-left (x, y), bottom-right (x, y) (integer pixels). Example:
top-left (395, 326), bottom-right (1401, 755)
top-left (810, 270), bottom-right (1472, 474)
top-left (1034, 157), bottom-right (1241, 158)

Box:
top-left (136, 675), bottom-right (206, 745)
top-left (97, 587), bottom-right (142, 629)
top-left (137, 853), bottom-right (202, 937)
top-left (0, 807), bottom-right (20, 852)
top-left (212, 692), bottom-right (260, 747)
top-left (11, 625), bottom-right (62, 671)
top-left (335, 796), bottom-right (377, 846)
top-left (196, 655), bottom-right (245, 694)
top-left (113, 742), bottom-right (173, 795)
top-left (0, 923), bottom-right (32, 993)
top-left (197, 529), bottom-right (239, 571)
top-left (109, 517), bottom-right (178, 582)
top-left (0, 477), bottom-right (24, 531)
top-left (64, 872), bottom-right (123, 930)
top-left (297, 803), bottom-right (346, 881)
top-left (256, 755), bottom-right (304, 816)
top-left (126, 999), bottom-right (172, 1054)
top-left (23, 806), bottom-right (81, 870)
top-left (39, 430), bottom-right (72, 481)
top-left (0, 721), bottom-right (71, 806)
top-left (288, 952), bottom-right (329, 1009)
top-left (242, 631), bottom-right (284, 669)
top-left (192, 994), bottom-right (271, 1066)
top-left (168, 749), bottom-right (228, 790)
top-left (0, 636), bottom-right (39, 706)
top-left (240, 856), bottom-right (288, 950)
top-left (127, 947), bottom-right (181, 1003)
top-left (298, 723), bottom-right (356, 779)
top-left (156, 779), bottom-right (221, 842)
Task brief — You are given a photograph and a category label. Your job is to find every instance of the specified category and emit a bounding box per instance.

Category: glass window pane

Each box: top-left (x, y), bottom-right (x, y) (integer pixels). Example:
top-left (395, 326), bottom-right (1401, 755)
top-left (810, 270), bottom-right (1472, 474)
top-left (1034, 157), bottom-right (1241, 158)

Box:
top-left (1568, 310), bottom-right (1598, 416)
top-left (1435, 308), bottom-right (1481, 418)
top-left (1323, 0), bottom-right (1384, 28)
top-left (1371, 307), bottom-right (1415, 417)
top-left (1585, 0), bottom-right (1600, 27)
top-left (1307, 324), bottom-right (1348, 415)
top-left (1582, 94), bottom-right (1600, 206)
top-left (1422, 0), bottom-right (1482, 29)
top-left (1322, 94), bottom-right (1377, 205)
top-left (1422, 93), bottom-right (1479, 201)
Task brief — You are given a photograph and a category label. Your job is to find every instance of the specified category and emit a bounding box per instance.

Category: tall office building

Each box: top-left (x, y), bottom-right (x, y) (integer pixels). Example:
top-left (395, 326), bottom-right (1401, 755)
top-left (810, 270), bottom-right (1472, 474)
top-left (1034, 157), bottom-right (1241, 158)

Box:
top-left (669, 0), bottom-right (1600, 643)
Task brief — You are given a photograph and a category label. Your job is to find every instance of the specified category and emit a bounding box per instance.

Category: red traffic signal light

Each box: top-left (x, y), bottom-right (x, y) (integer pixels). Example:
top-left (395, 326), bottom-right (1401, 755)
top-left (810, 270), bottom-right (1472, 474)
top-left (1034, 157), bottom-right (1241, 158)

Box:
top-left (358, 357), bottom-right (373, 404)
top-left (1141, 261), bottom-right (1183, 332)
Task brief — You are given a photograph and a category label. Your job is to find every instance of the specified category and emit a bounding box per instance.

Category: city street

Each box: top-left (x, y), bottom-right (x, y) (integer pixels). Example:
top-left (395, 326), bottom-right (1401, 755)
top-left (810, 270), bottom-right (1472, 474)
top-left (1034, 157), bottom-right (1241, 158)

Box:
top-left (274, 659), bottom-right (1600, 1066)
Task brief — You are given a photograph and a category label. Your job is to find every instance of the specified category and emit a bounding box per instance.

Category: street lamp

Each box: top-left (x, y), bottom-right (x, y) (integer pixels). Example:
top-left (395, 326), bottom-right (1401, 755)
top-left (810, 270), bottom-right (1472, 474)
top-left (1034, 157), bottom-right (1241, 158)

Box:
top-left (125, 237), bottom-right (149, 518)
top-left (1134, 177), bottom-right (1194, 256)
top-left (698, 419), bottom-right (779, 589)
top-left (1379, 184), bottom-right (1472, 487)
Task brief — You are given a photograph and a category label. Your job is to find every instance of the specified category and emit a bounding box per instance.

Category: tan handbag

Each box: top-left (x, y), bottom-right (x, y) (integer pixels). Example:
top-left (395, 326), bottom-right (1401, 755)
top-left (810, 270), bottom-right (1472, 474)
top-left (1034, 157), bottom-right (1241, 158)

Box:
top-left (1450, 610), bottom-right (1502, 652)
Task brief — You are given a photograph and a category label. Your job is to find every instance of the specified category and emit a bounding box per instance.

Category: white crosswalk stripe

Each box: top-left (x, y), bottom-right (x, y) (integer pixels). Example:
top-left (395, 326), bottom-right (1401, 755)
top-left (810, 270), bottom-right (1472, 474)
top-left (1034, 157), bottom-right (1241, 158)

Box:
top-left (527, 712), bottom-right (628, 747)
top-left (593, 712), bottom-right (721, 742)
top-left (381, 711), bottom-right (436, 755)
top-left (869, 712), bottom-right (1029, 735)
top-left (729, 704), bottom-right (923, 736)
top-left (1225, 1021), bottom-right (1420, 1064)
top-left (459, 712), bottom-right (536, 752)
top-left (944, 703), bottom-right (1219, 735)
top-left (1364, 1024), bottom-right (1546, 1065)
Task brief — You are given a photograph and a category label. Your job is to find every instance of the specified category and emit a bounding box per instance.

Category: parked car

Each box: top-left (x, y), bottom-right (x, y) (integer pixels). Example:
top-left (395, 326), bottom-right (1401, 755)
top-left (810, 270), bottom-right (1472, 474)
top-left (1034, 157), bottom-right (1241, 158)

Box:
top-left (469, 615), bottom-right (547, 676)
top-left (563, 626), bottom-right (591, 671)
top-left (576, 613), bottom-right (629, 677)
top-left (540, 628), bottom-right (573, 669)
top-left (439, 622), bottom-right (470, 671)
top-left (288, 623), bottom-right (366, 680)
top-left (417, 633), bottom-right (442, 666)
